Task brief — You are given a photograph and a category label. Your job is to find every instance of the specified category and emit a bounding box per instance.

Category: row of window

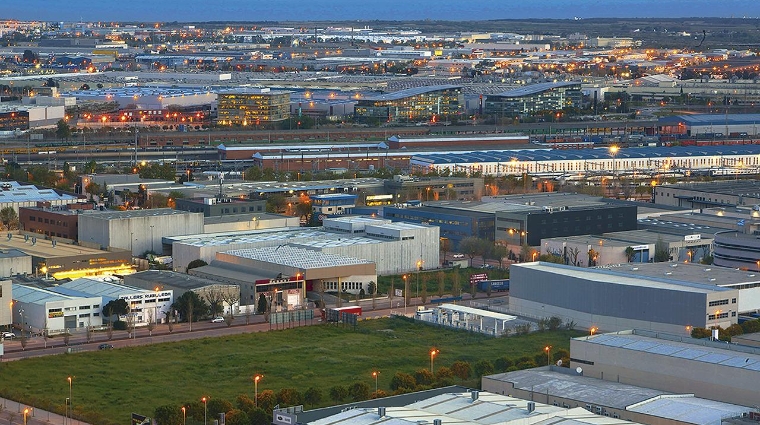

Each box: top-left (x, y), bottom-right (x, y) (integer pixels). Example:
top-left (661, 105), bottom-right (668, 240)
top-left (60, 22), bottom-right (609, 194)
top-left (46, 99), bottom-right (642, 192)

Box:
top-left (323, 281), bottom-right (364, 291)
top-left (708, 299), bottom-right (730, 307)
top-left (28, 228), bottom-right (70, 239)
top-left (28, 216), bottom-right (70, 226)
top-left (708, 312), bottom-right (731, 320)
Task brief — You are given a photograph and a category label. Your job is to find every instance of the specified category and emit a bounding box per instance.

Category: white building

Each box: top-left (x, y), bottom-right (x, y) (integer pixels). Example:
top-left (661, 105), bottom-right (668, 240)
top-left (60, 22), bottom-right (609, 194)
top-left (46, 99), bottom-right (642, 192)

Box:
top-left (0, 249), bottom-right (32, 279)
top-left (55, 277), bottom-right (173, 325)
top-left (11, 284), bottom-right (102, 335)
top-left (78, 208), bottom-right (204, 256)
top-left (0, 280), bottom-right (11, 328)
top-left (0, 182), bottom-right (82, 214)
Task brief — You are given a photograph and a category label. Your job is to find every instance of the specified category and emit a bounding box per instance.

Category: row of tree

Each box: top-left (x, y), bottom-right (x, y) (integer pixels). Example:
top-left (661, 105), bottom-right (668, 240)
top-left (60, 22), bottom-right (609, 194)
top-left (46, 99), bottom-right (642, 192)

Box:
top-left (690, 317), bottom-right (760, 342)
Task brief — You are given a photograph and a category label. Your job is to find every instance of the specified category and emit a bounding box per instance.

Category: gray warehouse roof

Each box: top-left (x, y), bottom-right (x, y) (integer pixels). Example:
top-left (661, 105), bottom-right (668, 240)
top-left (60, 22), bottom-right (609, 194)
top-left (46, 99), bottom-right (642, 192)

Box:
top-left (225, 246), bottom-right (371, 269)
top-left (491, 81), bottom-right (581, 97)
top-left (82, 208), bottom-right (199, 221)
top-left (363, 85), bottom-right (461, 102)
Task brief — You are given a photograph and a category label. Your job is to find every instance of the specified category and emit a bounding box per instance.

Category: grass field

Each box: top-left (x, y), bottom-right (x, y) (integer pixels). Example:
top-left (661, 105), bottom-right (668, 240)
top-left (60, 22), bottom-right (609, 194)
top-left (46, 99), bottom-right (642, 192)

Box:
top-left (0, 317), bottom-right (580, 425)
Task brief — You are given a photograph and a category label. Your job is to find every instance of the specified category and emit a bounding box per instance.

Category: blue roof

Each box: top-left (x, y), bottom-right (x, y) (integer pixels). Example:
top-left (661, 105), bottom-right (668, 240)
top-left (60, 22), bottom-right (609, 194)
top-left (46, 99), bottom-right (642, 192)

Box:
top-left (491, 81), bottom-right (581, 98)
top-left (659, 113), bottom-right (760, 126)
top-left (363, 85), bottom-right (461, 102)
top-left (412, 145), bottom-right (760, 165)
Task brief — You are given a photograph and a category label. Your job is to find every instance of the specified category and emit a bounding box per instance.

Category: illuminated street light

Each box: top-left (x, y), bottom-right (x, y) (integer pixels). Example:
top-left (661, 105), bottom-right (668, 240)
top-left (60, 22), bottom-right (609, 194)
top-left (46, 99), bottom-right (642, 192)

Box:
top-left (372, 371), bottom-right (379, 395)
top-left (545, 346), bottom-right (552, 366)
top-left (430, 348), bottom-right (439, 373)
top-left (590, 327), bottom-right (598, 336)
top-left (253, 374), bottom-right (263, 407)
top-left (202, 397), bottom-right (208, 425)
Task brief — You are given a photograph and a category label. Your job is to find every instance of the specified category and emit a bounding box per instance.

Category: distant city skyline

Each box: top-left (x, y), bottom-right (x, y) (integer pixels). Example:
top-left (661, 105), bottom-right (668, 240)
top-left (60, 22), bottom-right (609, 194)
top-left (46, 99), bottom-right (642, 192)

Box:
top-left (4, 0), bottom-right (760, 23)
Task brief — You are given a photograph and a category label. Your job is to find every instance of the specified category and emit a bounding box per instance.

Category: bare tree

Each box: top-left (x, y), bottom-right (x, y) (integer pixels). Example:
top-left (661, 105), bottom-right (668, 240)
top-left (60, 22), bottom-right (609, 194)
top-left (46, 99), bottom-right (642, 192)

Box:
top-left (146, 309), bottom-right (155, 336)
top-left (187, 301), bottom-right (194, 332)
top-left (20, 333), bottom-right (28, 350)
top-left (569, 247), bottom-right (580, 267)
top-left (124, 310), bottom-right (136, 338)
top-left (86, 325), bottom-right (93, 343)
top-left (224, 314), bottom-right (234, 327)
top-left (166, 310), bottom-right (174, 333)
top-left (336, 279), bottom-right (343, 308)
top-left (205, 287), bottom-right (225, 318)
top-left (221, 290), bottom-right (241, 319)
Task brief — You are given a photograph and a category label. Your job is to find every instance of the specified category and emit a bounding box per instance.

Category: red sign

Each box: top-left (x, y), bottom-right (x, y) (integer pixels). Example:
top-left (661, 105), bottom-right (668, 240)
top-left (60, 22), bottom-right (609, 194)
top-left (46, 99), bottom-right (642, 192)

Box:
top-left (469, 273), bottom-right (488, 285)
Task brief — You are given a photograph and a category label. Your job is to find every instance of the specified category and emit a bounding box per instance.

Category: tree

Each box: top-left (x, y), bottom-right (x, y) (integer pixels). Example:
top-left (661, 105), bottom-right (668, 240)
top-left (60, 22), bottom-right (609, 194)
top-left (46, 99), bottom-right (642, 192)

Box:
top-left (450, 361), bottom-right (472, 381)
top-left (389, 372), bottom-right (416, 391)
top-left (257, 293), bottom-right (268, 314)
top-left (171, 291), bottom-right (209, 323)
top-left (277, 388), bottom-right (303, 407)
top-left (587, 248), bottom-right (599, 266)
top-left (348, 382), bottom-right (371, 401)
top-left (102, 298), bottom-right (129, 322)
top-left (624, 246), bottom-right (635, 263)
top-left (249, 407), bottom-right (269, 425)
top-left (56, 119), bottom-right (72, 140)
top-left (329, 385), bottom-right (348, 403)
top-left (459, 236), bottom-right (485, 267)
top-left (568, 247), bottom-right (580, 267)
top-left (414, 369), bottom-right (434, 386)
top-left (225, 409), bottom-right (250, 425)
top-left (440, 238), bottom-right (451, 260)
top-left (493, 245), bottom-right (508, 268)
top-left (473, 360), bottom-right (495, 377)
top-left (154, 405), bottom-right (182, 425)
top-left (304, 387), bottom-right (323, 407)
top-left (207, 398), bottom-right (233, 419)
top-left (0, 207), bottom-right (19, 230)
top-left (257, 390), bottom-right (276, 413)
top-left (654, 236), bottom-right (670, 262)
top-left (186, 259), bottom-right (208, 272)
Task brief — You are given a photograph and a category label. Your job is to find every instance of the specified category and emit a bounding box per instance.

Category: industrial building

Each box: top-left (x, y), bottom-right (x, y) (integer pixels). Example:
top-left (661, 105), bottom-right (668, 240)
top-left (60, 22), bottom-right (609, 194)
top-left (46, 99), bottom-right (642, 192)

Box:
top-left (11, 284), bottom-right (102, 334)
top-left (508, 262), bottom-right (741, 334)
top-left (124, 270), bottom-right (240, 316)
top-left (653, 180), bottom-right (760, 210)
top-left (65, 86), bottom-right (217, 110)
top-left (570, 329), bottom-right (760, 407)
top-left (482, 368), bottom-right (750, 425)
top-left (484, 82), bottom-right (582, 118)
top-left (0, 182), bottom-right (82, 215)
top-left (0, 249), bottom-right (32, 279)
top-left (713, 231), bottom-right (760, 271)
top-left (174, 197), bottom-right (266, 217)
top-left (384, 175), bottom-right (485, 202)
top-left (307, 391), bottom-right (641, 425)
top-left (0, 104), bottom-right (65, 130)
top-left (202, 213), bottom-right (300, 234)
top-left (0, 233), bottom-right (132, 280)
top-left (410, 145), bottom-right (760, 177)
top-left (215, 87), bottom-right (291, 126)
top-left (78, 208), bottom-right (204, 256)
top-left (19, 202), bottom-right (96, 241)
top-left (383, 204), bottom-right (494, 249)
top-left (354, 85), bottom-right (463, 123)
top-left (168, 216), bottom-right (438, 276)
top-left (658, 113), bottom-right (760, 138)
top-left (54, 277), bottom-right (173, 325)
top-left (0, 280), bottom-right (10, 329)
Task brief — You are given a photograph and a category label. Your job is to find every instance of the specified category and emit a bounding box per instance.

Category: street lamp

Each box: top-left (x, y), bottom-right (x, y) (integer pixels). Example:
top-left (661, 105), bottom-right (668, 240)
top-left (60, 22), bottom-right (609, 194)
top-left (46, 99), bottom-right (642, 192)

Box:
top-left (609, 145), bottom-right (619, 178)
top-left (23, 407), bottom-right (29, 425)
top-left (68, 376), bottom-right (73, 423)
top-left (372, 371), bottom-right (379, 395)
top-left (430, 348), bottom-right (439, 373)
top-left (253, 374), bottom-right (263, 407)
top-left (590, 327), bottom-right (598, 336)
top-left (150, 225), bottom-right (155, 252)
top-left (202, 397), bottom-right (208, 425)
top-left (545, 346), bottom-right (552, 366)
top-left (416, 259), bottom-right (423, 299)
top-left (181, 406), bottom-right (186, 425)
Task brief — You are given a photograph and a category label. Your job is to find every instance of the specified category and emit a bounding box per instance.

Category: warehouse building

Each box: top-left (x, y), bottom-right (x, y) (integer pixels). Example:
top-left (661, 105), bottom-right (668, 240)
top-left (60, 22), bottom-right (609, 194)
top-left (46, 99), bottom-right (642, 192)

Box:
top-left (652, 180), bottom-right (760, 210)
top-left (65, 86), bottom-right (217, 110)
top-left (659, 113), bottom-right (760, 138)
top-left (0, 104), bottom-right (65, 131)
top-left (570, 329), bottom-right (760, 407)
top-left (174, 197), bottom-right (266, 217)
top-left (0, 182), bottom-right (82, 215)
top-left (713, 230), bottom-right (760, 271)
top-left (78, 209), bottom-right (204, 256)
top-left (482, 368), bottom-right (750, 425)
top-left (168, 216), bottom-right (438, 275)
top-left (0, 249), bottom-right (32, 278)
top-left (509, 262), bottom-right (741, 334)
top-left (484, 82), bottom-right (582, 118)
top-left (308, 391), bottom-right (642, 425)
top-left (11, 284), bottom-right (102, 335)
top-left (354, 85), bottom-right (463, 123)
top-left (0, 279), bottom-right (10, 328)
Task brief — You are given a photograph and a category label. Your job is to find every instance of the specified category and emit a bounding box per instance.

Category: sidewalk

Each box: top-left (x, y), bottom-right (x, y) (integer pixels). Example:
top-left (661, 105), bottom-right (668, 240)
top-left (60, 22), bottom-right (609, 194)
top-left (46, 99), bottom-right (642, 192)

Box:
top-left (0, 397), bottom-right (88, 425)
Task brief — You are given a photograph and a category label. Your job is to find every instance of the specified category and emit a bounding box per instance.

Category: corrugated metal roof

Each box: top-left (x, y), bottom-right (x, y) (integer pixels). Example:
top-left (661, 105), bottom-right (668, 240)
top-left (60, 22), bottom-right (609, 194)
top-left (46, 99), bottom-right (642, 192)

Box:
top-left (363, 85), bottom-right (461, 102)
top-left (491, 81), bottom-right (581, 97)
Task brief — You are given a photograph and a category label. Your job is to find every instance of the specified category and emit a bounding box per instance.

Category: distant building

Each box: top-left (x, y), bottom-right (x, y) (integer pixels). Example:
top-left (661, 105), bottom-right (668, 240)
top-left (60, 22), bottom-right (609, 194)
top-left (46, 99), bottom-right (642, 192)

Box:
top-left (653, 180), bottom-right (760, 210)
top-left (19, 202), bottom-right (95, 241)
top-left (588, 37), bottom-right (636, 48)
top-left (0, 104), bottom-right (65, 130)
top-left (216, 87), bottom-right (290, 126)
top-left (0, 182), bottom-right (82, 215)
top-left (0, 279), bottom-right (10, 328)
top-left (713, 231), bottom-right (760, 271)
top-left (0, 249), bottom-right (32, 278)
top-left (384, 175), bottom-right (485, 202)
top-left (174, 197), bottom-right (266, 217)
top-left (311, 193), bottom-right (357, 216)
top-left (11, 283), bottom-right (102, 334)
top-left (484, 82), bottom-right (582, 118)
top-left (354, 85), bottom-right (463, 123)
top-left (384, 204), bottom-right (494, 249)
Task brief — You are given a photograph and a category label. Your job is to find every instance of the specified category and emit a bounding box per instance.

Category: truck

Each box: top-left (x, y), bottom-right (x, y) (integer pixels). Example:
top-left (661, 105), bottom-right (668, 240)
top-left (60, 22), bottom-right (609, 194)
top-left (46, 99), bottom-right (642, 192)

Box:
top-left (477, 279), bottom-right (510, 292)
top-left (321, 306), bottom-right (362, 320)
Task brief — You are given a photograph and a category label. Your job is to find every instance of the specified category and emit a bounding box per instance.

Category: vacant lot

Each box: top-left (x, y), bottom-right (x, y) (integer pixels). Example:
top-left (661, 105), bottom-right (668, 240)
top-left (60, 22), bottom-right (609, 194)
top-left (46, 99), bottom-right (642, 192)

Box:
top-left (0, 318), bottom-right (580, 424)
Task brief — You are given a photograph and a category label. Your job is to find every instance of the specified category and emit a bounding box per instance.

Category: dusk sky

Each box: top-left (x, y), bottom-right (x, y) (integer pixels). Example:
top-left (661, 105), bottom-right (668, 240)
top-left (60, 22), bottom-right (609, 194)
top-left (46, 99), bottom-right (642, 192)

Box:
top-left (4, 0), bottom-right (760, 22)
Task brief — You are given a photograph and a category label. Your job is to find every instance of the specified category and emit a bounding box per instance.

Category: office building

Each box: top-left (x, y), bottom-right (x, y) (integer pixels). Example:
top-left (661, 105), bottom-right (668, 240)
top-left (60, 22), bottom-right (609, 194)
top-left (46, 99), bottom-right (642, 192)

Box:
top-left (484, 82), bottom-right (582, 118)
top-left (19, 203), bottom-right (95, 241)
top-left (174, 197), bottom-right (266, 217)
top-left (11, 284), bottom-right (102, 334)
top-left (216, 87), bottom-right (290, 126)
top-left (354, 85), bottom-right (463, 123)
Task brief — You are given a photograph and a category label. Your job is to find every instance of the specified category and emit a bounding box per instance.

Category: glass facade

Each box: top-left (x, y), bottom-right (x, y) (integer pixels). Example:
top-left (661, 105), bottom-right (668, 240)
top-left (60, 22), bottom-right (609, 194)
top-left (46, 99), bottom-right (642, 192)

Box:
top-left (355, 87), bottom-right (462, 123)
top-left (485, 83), bottom-right (582, 117)
top-left (216, 91), bottom-right (290, 125)
top-left (0, 110), bottom-right (29, 131)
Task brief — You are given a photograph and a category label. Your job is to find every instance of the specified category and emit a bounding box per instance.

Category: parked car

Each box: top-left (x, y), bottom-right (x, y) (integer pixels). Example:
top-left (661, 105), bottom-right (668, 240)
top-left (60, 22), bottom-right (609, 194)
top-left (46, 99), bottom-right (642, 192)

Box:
top-left (98, 343), bottom-right (114, 350)
top-left (211, 317), bottom-right (225, 323)
top-left (1, 331), bottom-right (14, 339)
top-left (452, 254), bottom-right (465, 259)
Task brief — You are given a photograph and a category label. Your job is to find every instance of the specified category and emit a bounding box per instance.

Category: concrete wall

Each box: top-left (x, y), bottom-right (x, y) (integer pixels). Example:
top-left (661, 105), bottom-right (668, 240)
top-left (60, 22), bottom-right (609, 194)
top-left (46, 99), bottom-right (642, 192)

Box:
top-left (203, 215), bottom-right (299, 234)
top-left (0, 280), bottom-right (10, 327)
top-left (570, 333), bottom-right (760, 407)
top-left (0, 255), bottom-right (32, 278)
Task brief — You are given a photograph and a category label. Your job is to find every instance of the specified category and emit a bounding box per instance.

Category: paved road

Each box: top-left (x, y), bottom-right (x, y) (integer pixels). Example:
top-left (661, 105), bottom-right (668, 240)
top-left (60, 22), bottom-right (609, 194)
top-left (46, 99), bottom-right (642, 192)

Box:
top-left (0, 397), bottom-right (79, 425)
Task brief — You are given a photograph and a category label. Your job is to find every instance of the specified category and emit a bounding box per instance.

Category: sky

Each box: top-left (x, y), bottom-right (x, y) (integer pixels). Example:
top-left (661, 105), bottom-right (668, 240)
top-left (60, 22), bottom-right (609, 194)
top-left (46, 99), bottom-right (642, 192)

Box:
top-left (4, 0), bottom-right (760, 22)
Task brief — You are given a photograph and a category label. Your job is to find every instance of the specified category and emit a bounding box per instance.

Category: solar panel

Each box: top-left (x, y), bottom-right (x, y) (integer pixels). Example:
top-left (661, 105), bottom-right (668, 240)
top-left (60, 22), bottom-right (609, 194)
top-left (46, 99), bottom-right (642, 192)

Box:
top-left (670, 348), bottom-right (710, 360)
top-left (643, 344), bottom-right (683, 356)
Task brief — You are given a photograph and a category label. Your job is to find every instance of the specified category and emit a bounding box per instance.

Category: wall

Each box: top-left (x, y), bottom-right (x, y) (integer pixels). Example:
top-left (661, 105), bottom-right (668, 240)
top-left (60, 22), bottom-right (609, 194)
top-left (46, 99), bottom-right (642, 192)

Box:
top-left (0, 255), bottom-right (32, 278)
top-left (0, 280), bottom-right (10, 327)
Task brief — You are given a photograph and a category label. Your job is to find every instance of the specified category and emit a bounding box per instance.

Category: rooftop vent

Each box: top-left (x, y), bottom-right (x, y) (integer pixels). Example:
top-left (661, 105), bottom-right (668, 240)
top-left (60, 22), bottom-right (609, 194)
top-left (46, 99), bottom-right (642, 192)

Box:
top-left (378, 407), bottom-right (386, 417)
top-left (471, 391), bottom-right (479, 401)
top-left (527, 401), bottom-right (536, 414)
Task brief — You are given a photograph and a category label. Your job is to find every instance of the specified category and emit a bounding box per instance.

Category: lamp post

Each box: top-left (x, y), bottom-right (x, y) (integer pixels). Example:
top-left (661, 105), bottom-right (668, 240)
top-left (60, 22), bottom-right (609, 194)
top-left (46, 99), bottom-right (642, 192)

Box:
top-left (68, 376), bottom-right (72, 423)
top-left (150, 225), bottom-right (155, 253)
top-left (254, 374), bottom-right (263, 407)
top-left (416, 259), bottom-right (423, 299)
top-left (18, 308), bottom-right (25, 338)
top-left (23, 407), bottom-right (29, 425)
top-left (609, 145), bottom-right (619, 178)
top-left (202, 397), bottom-right (208, 425)
top-left (545, 346), bottom-right (552, 366)
top-left (590, 327), bottom-right (598, 336)
top-left (181, 406), bottom-right (186, 425)
top-left (430, 349), bottom-right (439, 373)
top-left (372, 371), bottom-right (379, 395)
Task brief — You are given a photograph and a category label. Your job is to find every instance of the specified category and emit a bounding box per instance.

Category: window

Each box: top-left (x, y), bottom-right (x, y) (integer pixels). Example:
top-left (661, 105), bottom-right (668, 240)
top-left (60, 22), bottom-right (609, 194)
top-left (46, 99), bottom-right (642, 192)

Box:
top-left (709, 299), bottom-right (729, 307)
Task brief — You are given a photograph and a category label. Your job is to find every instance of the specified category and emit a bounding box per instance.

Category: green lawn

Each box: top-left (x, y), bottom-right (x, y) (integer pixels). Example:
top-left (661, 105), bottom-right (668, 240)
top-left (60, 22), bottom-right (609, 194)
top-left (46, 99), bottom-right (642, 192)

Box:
top-left (0, 318), bottom-right (579, 425)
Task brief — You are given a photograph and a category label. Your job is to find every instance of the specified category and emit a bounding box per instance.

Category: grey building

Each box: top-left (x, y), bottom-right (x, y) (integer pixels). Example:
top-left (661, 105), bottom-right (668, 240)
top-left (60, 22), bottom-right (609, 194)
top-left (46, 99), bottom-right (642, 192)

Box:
top-left (652, 180), bottom-right (760, 210)
top-left (570, 329), bottom-right (760, 407)
top-left (124, 270), bottom-right (241, 315)
top-left (78, 208), bottom-right (204, 256)
top-left (0, 249), bottom-right (32, 279)
top-left (175, 197), bottom-right (266, 217)
top-left (712, 230), bottom-right (760, 272)
top-left (383, 176), bottom-right (485, 202)
top-left (482, 368), bottom-right (750, 425)
top-left (484, 82), bottom-right (582, 118)
top-left (509, 262), bottom-right (740, 334)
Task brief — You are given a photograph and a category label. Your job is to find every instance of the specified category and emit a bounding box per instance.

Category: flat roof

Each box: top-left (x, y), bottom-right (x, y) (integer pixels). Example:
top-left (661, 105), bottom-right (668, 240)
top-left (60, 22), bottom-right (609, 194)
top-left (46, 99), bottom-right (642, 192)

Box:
top-left (610, 262), bottom-right (760, 288)
top-left (513, 262), bottom-right (733, 295)
top-left (224, 246), bottom-right (372, 269)
top-left (57, 277), bottom-right (149, 300)
top-left (492, 81), bottom-right (581, 97)
top-left (657, 180), bottom-right (760, 197)
top-left (576, 329), bottom-right (760, 372)
top-left (0, 233), bottom-right (121, 258)
top-left (363, 85), bottom-right (461, 102)
top-left (12, 283), bottom-right (75, 304)
top-left (203, 212), bottom-right (290, 225)
top-left (659, 113), bottom-right (760, 126)
top-left (82, 208), bottom-right (199, 221)
top-left (125, 270), bottom-right (226, 290)
top-left (0, 182), bottom-right (78, 204)
top-left (437, 303), bottom-right (516, 321)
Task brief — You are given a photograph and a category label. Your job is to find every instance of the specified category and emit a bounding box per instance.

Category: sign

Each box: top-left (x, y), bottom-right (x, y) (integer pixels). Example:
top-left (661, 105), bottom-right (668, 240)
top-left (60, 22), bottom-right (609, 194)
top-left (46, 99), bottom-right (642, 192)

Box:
top-left (469, 273), bottom-right (488, 285)
top-left (684, 234), bottom-right (701, 242)
top-left (49, 311), bottom-right (64, 318)
top-left (131, 413), bottom-right (150, 425)
top-left (395, 289), bottom-right (403, 297)
top-left (630, 245), bottom-right (649, 250)
top-left (274, 412), bottom-right (296, 425)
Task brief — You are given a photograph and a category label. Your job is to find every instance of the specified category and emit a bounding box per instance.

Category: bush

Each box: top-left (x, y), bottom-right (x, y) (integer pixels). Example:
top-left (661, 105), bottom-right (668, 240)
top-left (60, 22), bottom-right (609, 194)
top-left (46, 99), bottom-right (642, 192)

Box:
top-left (494, 356), bottom-right (514, 372)
top-left (473, 360), bottom-right (494, 377)
top-left (390, 372), bottom-right (416, 391)
top-left (414, 369), bottom-right (434, 386)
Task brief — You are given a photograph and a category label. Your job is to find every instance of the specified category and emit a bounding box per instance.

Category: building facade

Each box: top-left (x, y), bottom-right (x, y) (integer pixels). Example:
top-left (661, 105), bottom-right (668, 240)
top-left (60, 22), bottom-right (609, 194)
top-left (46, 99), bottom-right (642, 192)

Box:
top-left (19, 203), bottom-right (95, 241)
top-left (485, 82), bottom-right (582, 118)
top-left (175, 197), bottom-right (266, 217)
top-left (216, 88), bottom-right (290, 126)
top-left (713, 230), bottom-right (760, 271)
top-left (355, 85), bottom-right (463, 123)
